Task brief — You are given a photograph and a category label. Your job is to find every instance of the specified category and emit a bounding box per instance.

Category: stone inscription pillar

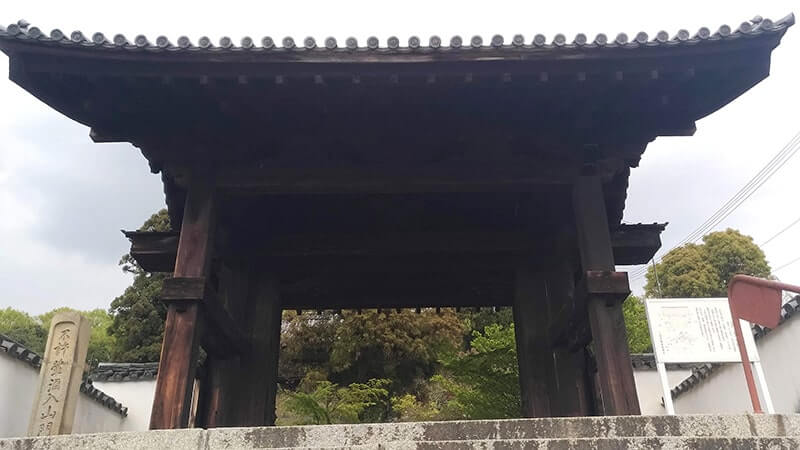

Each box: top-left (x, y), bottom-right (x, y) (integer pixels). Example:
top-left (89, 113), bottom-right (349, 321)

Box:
top-left (28, 311), bottom-right (90, 436)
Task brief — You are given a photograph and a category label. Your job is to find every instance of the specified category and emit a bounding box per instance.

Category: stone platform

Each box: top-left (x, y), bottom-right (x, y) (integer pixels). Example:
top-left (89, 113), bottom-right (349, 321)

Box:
top-left (2, 415), bottom-right (800, 449)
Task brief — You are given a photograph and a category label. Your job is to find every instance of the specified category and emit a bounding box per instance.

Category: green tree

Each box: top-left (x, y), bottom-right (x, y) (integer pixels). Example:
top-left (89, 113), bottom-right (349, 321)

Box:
top-left (703, 229), bottom-right (771, 294)
top-left (280, 311), bottom-right (342, 387)
top-left (644, 244), bottom-right (719, 298)
top-left (458, 307), bottom-right (513, 348)
top-left (39, 307), bottom-right (116, 368)
top-left (329, 309), bottom-right (465, 389)
top-left (432, 323), bottom-right (520, 420)
top-left (644, 229), bottom-right (770, 298)
top-left (284, 373), bottom-right (391, 424)
top-left (280, 308), bottom-right (465, 393)
top-left (622, 296), bottom-right (651, 353)
top-left (107, 209), bottom-right (171, 362)
top-left (0, 307), bottom-right (46, 354)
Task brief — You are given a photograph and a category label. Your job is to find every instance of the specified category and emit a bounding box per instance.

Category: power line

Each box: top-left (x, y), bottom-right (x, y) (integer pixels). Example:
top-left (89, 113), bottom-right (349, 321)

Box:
top-left (774, 255), bottom-right (800, 273)
top-left (629, 130), bottom-right (800, 281)
top-left (631, 132), bottom-right (800, 279)
top-left (761, 215), bottom-right (800, 246)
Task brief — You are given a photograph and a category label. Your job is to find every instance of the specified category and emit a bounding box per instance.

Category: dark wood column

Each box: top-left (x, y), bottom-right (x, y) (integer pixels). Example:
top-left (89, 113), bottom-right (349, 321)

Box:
top-left (198, 263), bottom-right (249, 428)
top-left (237, 270), bottom-right (282, 426)
top-left (546, 270), bottom-right (595, 417)
top-left (150, 174), bottom-right (216, 429)
top-left (572, 175), bottom-right (640, 415)
top-left (552, 347), bottom-right (597, 416)
top-left (512, 266), bottom-right (557, 417)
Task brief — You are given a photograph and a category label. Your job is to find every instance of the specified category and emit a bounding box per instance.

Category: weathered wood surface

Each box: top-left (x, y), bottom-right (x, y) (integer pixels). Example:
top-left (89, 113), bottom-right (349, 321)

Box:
top-left (159, 276), bottom-right (246, 357)
top-left (543, 270), bottom-right (595, 417)
top-left (238, 271), bottom-right (282, 426)
top-left (125, 226), bottom-right (664, 273)
top-left (197, 262), bottom-right (249, 428)
top-left (572, 176), bottom-right (640, 416)
top-left (552, 348), bottom-right (596, 417)
top-left (150, 174), bottom-right (216, 430)
top-left (512, 268), bottom-right (556, 417)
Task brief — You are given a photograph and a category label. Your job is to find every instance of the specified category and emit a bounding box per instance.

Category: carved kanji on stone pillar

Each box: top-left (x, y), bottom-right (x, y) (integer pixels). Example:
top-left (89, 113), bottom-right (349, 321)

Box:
top-left (28, 311), bottom-right (90, 436)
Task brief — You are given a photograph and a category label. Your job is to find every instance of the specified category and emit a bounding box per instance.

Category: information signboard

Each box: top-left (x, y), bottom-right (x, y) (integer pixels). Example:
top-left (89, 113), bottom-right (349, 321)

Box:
top-left (645, 298), bottom-right (758, 364)
top-left (644, 297), bottom-right (772, 414)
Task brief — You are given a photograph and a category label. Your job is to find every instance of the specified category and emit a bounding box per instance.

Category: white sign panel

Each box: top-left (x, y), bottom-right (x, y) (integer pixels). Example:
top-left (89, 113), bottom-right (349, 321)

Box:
top-left (644, 298), bottom-right (758, 364)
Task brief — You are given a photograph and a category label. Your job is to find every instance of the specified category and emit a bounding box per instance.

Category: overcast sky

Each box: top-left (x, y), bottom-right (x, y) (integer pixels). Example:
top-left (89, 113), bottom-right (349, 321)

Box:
top-left (1, 1), bottom-right (798, 315)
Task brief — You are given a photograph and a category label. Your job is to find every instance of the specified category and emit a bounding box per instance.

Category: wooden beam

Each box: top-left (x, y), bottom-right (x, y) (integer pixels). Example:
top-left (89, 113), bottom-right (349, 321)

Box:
top-left (125, 225), bottom-right (665, 273)
top-left (213, 165), bottom-right (579, 194)
top-left (159, 277), bottom-right (247, 357)
top-left (280, 271), bottom-right (513, 309)
top-left (512, 267), bottom-right (557, 417)
top-left (572, 175), bottom-right (640, 416)
top-left (150, 173), bottom-right (215, 430)
top-left (237, 270), bottom-right (282, 426)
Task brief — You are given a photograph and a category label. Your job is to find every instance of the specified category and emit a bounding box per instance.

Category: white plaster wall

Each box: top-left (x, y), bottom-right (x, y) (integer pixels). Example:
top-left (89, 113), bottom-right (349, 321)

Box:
top-left (633, 368), bottom-right (692, 415)
top-left (0, 357), bottom-right (39, 437)
top-left (73, 395), bottom-right (126, 434)
top-left (0, 355), bottom-right (129, 437)
top-left (92, 380), bottom-right (156, 431)
top-left (675, 317), bottom-right (800, 414)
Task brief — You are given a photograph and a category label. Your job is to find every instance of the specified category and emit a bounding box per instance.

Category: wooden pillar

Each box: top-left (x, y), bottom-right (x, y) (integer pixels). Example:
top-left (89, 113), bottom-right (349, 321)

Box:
top-left (512, 266), bottom-right (556, 417)
top-left (572, 175), bottom-right (640, 415)
top-left (546, 270), bottom-right (595, 416)
top-left (198, 263), bottom-right (249, 428)
top-left (552, 347), bottom-right (595, 416)
top-left (237, 270), bottom-right (282, 426)
top-left (150, 175), bottom-right (215, 429)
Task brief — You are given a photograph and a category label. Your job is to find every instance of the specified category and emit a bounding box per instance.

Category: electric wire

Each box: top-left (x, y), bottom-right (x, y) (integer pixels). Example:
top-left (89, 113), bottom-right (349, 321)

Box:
top-left (628, 131), bottom-right (800, 281)
top-left (761, 215), bottom-right (800, 246)
top-left (774, 255), bottom-right (800, 273)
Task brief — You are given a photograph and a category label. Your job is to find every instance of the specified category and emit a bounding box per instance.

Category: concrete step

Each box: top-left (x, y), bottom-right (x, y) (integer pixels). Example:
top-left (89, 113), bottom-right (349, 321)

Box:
top-left (382, 436), bottom-right (800, 450)
top-left (3, 415), bottom-right (800, 449)
top-left (210, 415), bottom-right (800, 448)
top-left (268, 437), bottom-right (800, 450)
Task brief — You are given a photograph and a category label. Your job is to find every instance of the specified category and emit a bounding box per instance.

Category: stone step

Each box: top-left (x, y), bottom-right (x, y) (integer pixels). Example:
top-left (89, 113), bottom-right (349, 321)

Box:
top-left (382, 436), bottom-right (800, 450)
top-left (268, 437), bottom-right (800, 450)
top-left (210, 415), bottom-right (800, 448)
top-left (2, 415), bottom-right (800, 449)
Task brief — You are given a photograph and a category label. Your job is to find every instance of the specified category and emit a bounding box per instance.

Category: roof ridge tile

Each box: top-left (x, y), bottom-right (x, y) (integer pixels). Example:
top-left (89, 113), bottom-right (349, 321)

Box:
top-left (2, 14), bottom-right (792, 53)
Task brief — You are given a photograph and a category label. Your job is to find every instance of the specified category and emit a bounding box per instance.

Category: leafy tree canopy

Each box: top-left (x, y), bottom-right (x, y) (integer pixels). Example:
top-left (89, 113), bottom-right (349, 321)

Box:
top-left (108, 209), bottom-right (171, 362)
top-left (432, 323), bottom-right (520, 420)
top-left (0, 307), bottom-right (47, 354)
top-left (645, 229), bottom-right (770, 298)
top-left (329, 309), bottom-right (464, 389)
top-left (0, 306), bottom-right (115, 368)
top-left (622, 296), bottom-right (651, 353)
top-left (281, 308), bottom-right (465, 392)
top-left (282, 372), bottom-right (391, 425)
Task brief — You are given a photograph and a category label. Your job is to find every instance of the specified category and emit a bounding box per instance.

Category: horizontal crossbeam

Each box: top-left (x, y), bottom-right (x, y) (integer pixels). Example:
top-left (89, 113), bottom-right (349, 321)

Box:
top-left (124, 224), bottom-right (665, 273)
top-left (160, 277), bottom-right (247, 358)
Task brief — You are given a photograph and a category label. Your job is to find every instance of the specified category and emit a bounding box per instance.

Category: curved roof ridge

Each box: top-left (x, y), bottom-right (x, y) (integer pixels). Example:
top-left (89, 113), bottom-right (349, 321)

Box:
top-left (0, 14), bottom-right (793, 54)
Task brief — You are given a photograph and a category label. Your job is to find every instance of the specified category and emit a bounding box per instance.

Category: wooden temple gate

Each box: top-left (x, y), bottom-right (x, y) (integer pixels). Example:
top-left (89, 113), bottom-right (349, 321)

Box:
top-left (0, 14), bottom-right (792, 429)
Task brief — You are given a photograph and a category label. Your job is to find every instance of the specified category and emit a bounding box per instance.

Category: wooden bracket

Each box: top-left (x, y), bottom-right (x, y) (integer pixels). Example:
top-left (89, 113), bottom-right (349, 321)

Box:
top-left (549, 271), bottom-right (629, 342)
top-left (577, 270), bottom-right (631, 306)
top-left (160, 277), bottom-right (247, 358)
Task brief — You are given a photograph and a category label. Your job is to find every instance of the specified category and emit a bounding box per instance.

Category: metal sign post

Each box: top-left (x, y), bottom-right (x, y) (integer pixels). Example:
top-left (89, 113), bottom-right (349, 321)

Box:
top-left (727, 275), bottom-right (800, 413)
